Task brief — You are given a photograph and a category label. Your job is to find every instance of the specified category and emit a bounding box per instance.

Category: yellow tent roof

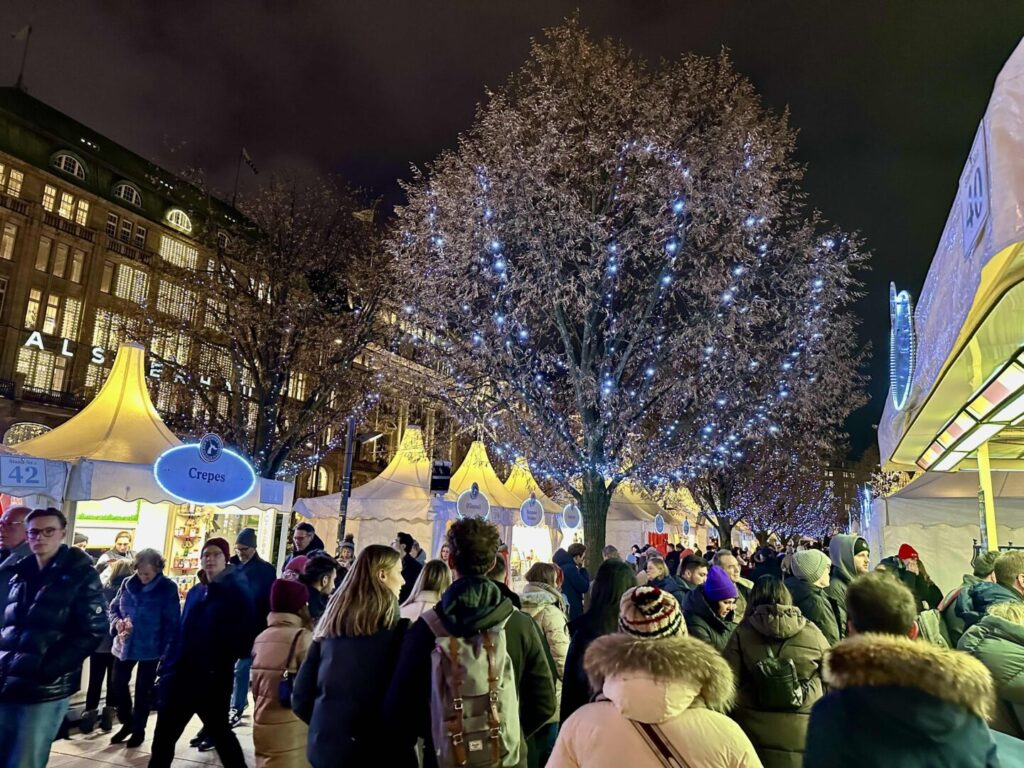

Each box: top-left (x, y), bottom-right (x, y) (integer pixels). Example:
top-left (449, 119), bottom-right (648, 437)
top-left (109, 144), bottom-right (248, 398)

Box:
top-left (504, 457), bottom-right (562, 514)
top-left (16, 344), bottom-right (181, 463)
top-left (447, 441), bottom-right (522, 509)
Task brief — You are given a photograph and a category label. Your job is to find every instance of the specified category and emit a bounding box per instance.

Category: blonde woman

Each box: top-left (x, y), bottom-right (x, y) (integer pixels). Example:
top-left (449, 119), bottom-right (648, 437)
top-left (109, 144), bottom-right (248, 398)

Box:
top-left (400, 558), bottom-right (452, 621)
top-left (958, 599), bottom-right (1024, 738)
top-left (292, 544), bottom-right (408, 768)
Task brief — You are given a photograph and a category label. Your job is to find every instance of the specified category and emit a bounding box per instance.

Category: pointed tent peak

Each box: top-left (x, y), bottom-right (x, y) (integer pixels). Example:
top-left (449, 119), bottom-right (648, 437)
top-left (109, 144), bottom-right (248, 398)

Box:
top-left (16, 343), bottom-right (181, 464)
top-left (448, 441), bottom-right (522, 510)
top-left (504, 457), bottom-right (561, 514)
top-left (394, 425), bottom-right (430, 464)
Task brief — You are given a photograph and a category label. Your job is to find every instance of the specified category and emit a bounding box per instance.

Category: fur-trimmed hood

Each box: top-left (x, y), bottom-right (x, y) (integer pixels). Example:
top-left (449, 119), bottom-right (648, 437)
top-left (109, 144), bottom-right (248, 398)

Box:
top-left (825, 633), bottom-right (995, 721)
top-left (583, 632), bottom-right (735, 723)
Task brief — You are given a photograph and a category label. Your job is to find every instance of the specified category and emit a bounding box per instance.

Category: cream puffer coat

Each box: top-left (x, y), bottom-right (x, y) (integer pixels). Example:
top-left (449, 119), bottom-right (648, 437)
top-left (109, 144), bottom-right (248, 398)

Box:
top-left (251, 612), bottom-right (314, 768)
top-left (549, 632), bottom-right (763, 768)
top-left (400, 589), bottom-right (441, 622)
top-left (520, 581), bottom-right (570, 722)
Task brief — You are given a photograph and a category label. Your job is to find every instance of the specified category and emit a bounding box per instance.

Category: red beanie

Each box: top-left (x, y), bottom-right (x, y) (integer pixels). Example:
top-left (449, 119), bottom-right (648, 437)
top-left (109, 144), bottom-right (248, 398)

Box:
top-left (202, 537), bottom-right (230, 561)
top-left (270, 578), bottom-right (309, 615)
top-left (898, 543), bottom-right (919, 561)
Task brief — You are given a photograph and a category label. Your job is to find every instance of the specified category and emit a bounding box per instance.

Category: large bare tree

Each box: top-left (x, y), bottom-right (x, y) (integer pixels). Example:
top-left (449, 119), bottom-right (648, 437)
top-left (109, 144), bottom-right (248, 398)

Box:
top-left (390, 20), bottom-right (867, 570)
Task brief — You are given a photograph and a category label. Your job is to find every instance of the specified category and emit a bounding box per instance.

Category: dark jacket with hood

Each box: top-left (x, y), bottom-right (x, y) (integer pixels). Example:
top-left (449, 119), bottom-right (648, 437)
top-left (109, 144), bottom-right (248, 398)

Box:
top-left (0, 544), bottom-right (106, 703)
top-left (785, 575), bottom-right (841, 647)
top-left (958, 580), bottom-right (1024, 634)
top-left (384, 576), bottom-right (557, 768)
top-left (561, 612), bottom-right (613, 723)
top-left (109, 572), bottom-right (181, 661)
top-left (285, 534), bottom-right (325, 567)
top-left (293, 617), bottom-right (409, 768)
top-left (398, 552), bottom-right (423, 605)
top-left (647, 573), bottom-right (687, 608)
top-left (0, 540), bottom-right (31, 609)
top-left (941, 574), bottom-right (986, 647)
top-left (664, 549), bottom-right (681, 576)
top-left (879, 556), bottom-right (944, 612)
top-left (824, 535), bottom-right (865, 639)
top-left (724, 604), bottom-right (831, 768)
top-left (232, 552), bottom-right (277, 629)
top-left (750, 552), bottom-right (783, 583)
top-left (958, 613), bottom-right (1024, 739)
top-left (553, 548), bottom-right (590, 621)
top-left (804, 633), bottom-right (1000, 768)
top-left (683, 584), bottom-right (737, 652)
top-left (160, 565), bottom-right (256, 682)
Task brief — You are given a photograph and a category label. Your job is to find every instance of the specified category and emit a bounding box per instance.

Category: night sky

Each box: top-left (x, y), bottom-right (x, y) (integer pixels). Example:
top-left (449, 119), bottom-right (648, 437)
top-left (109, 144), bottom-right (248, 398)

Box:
top-left (1, 2), bottom-right (1022, 459)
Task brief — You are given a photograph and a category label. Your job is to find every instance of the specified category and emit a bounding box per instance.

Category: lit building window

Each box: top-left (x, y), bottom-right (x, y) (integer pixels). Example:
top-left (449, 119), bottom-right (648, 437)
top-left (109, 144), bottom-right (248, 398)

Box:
top-left (0, 222), bottom-right (17, 260)
top-left (16, 347), bottom-right (68, 391)
top-left (61, 297), bottom-right (81, 339)
top-left (42, 184), bottom-right (56, 213)
top-left (157, 280), bottom-right (195, 322)
top-left (288, 371), bottom-right (308, 401)
top-left (306, 466), bottom-right (329, 492)
top-left (0, 277), bottom-right (7, 316)
top-left (100, 261), bottom-right (116, 293)
top-left (119, 219), bottom-right (133, 243)
top-left (134, 225), bottom-right (147, 250)
top-left (42, 295), bottom-right (59, 335)
top-left (105, 212), bottom-right (118, 238)
top-left (52, 153), bottom-right (86, 180)
top-left (166, 208), bottom-right (192, 234)
top-left (217, 231), bottom-right (230, 250)
top-left (151, 328), bottom-right (191, 365)
top-left (159, 234), bottom-right (198, 270)
top-left (58, 191), bottom-right (74, 220)
top-left (113, 182), bottom-right (142, 207)
top-left (7, 169), bottom-right (22, 198)
top-left (24, 289), bottom-right (41, 329)
top-left (75, 199), bottom-right (89, 227)
top-left (114, 263), bottom-right (149, 305)
top-left (52, 243), bottom-right (68, 278)
top-left (35, 236), bottom-right (51, 271)
top-left (84, 363), bottom-right (109, 391)
top-left (69, 249), bottom-right (85, 283)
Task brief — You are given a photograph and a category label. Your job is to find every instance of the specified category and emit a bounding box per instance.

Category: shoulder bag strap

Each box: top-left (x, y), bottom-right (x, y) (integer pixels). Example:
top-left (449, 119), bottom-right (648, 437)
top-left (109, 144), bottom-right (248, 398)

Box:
top-left (482, 631), bottom-right (502, 764)
top-left (283, 629), bottom-right (305, 674)
top-left (628, 719), bottom-right (691, 768)
top-left (447, 635), bottom-right (467, 765)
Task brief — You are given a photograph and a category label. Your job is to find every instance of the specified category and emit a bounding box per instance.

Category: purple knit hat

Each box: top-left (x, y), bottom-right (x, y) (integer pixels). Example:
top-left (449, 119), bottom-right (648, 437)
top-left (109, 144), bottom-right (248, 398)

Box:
top-left (703, 565), bottom-right (739, 602)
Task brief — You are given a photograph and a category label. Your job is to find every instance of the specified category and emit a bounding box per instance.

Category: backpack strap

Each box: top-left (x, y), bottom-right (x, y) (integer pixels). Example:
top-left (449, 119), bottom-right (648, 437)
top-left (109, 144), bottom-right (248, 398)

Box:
top-left (628, 719), bottom-right (691, 768)
top-left (482, 630), bottom-right (502, 764)
top-left (282, 629), bottom-right (304, 675)
top-left (422, 608), bottom-right (448, 638)
top-left (423, 608), bottom-right (468, 764)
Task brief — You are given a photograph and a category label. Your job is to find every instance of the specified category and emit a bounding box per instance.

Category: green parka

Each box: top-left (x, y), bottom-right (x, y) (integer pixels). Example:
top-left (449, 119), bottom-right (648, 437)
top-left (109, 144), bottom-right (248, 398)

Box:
top-left (824, 535), bottom-right (866, 640)
top-left (724, 604), bottom-right (830, 768)
top-left (784, 576), bottom-right (840, 647)
top-left (957, 613), bottom-right (1024, 738)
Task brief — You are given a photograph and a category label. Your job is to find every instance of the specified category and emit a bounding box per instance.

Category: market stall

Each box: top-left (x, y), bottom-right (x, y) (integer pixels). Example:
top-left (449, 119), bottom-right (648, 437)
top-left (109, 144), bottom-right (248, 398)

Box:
top-left (877, 38), bottom-right (1024, 557)
top-left (14, 344), bottom-right (293, 595)
top-left (293, 426), bottom-right (439, 553)
top-left (503, 457), bottom-right (562, 581)
top-left (446, 441), bottom-right (522, 555)
top-left (0, 444), bottom-right (69, 510)
top-left (604, 481), bottom-right (660, 555)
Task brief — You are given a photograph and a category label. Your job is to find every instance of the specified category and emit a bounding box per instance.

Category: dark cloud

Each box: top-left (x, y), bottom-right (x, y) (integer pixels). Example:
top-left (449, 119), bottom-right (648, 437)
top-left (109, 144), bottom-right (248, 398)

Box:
top-left (2, 1), bottom-right (1021, 457)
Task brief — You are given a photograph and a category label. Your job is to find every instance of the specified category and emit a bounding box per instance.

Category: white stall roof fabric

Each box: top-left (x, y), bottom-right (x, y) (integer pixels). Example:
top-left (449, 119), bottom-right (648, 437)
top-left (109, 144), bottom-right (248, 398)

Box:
top-left (15, 344), bottom-right (180, 464)
top-left (447, 441), bottom-right (522, 510)
top-left (607, 481), bottom-right (659, 521)
top-left (504, 458), bottom-right (562, 514)
top-left (294, 426), bottom-right (436, 521)
top-left (0, 445), bottom-right (68, 504)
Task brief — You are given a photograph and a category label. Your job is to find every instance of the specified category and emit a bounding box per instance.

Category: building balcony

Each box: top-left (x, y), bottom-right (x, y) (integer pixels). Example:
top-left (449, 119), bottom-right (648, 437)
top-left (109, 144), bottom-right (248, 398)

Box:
top-left (19, 386), bottom-right (87, 410)
top-left (104, 236), bottom-right (153, 265)
top-left (0, 194), bottom-right (28, 216)
top-left (42, 211), bottom-right (96, 243)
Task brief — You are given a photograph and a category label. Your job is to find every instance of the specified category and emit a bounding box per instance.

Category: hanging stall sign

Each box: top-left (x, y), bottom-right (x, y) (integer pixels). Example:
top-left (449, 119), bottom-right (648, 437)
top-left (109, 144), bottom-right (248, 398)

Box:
top-left (960, 122), bottom-right (990, 259)
top-left (562, 503), bottom-right (581, 530)
top-left (683, 519), bottom-right (690, 535)
top-left (0, 456), bottom-right (46, 488)
top-left (154, 436), bottom-right (257, 506)
top-left (519, 493), bottom-right (544, 527)
top-left (654, 513), bottom-right (666, 534)
top-left (456, 482), bottom-right (490, 520)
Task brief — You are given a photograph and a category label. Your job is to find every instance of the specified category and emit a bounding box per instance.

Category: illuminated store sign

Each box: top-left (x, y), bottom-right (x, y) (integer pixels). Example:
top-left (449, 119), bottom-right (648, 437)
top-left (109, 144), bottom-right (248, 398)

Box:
top-left (154, 435), bottom-right (257, 505)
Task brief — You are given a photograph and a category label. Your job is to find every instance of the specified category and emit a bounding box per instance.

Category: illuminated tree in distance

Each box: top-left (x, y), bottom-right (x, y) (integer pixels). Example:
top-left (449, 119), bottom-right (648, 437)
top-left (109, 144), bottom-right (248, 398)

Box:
top-left (391, 20), bottom-right (867, 570)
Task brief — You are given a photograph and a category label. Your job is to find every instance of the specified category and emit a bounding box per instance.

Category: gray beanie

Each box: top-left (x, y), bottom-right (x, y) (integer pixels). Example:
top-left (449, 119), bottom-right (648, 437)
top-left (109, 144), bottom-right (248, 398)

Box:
top-left (791, 549), bottom-right (831, 584)
top-left (236, 527), bottom-right (258, 549)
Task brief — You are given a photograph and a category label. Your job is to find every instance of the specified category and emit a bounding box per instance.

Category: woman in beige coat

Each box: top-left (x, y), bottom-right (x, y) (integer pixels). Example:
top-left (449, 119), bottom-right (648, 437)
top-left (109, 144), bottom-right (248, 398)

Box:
top-left (251, 579), bottom-right (314, 768)
top-left (521, 562), bottom-right (572, 767)
top-left (399, 558), bottom-right (451, 621)
top-left (550, 585), bottom-right (762, 768)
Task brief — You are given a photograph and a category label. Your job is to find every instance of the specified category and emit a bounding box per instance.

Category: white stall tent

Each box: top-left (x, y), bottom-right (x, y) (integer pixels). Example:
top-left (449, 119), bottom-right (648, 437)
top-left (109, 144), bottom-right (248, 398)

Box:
top-left (603, 481), bottom-right (660, 554)
top-left (446, 441), bottom-right (524, 552)
top-left (14, 344), bottom-right (293, 564)
top-left (863, 471), bottom-right (1024, 594)
top-left (293, 426), bottom-right (439, 554)
top-left (502, 457), bottom-right (566, 567)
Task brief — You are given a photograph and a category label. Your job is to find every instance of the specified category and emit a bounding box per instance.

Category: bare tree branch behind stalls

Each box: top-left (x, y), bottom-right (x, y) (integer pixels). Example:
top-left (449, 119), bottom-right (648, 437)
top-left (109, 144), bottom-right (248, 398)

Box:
top-left (389, 19), bottom-right (868, 571)
top-left (127, 177), bottom-right (392, 478)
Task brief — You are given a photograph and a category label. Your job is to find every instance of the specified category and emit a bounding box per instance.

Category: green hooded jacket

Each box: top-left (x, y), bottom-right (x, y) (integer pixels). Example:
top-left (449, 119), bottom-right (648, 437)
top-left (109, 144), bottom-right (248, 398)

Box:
top-left (957, 613), bottom-right (1024, 739)
top-left (784, 575), bottom-right (841, 647)
top-left (824, 535), bottom-right (865, 640)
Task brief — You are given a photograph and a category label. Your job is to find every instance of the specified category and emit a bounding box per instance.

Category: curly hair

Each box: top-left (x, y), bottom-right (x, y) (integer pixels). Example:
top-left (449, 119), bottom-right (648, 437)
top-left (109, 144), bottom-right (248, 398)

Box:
top-left (447, 518), bottom-right (499, 576)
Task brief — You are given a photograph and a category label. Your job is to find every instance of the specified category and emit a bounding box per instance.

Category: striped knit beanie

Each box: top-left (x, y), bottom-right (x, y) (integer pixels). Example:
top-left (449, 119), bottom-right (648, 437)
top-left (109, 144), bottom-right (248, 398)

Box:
top-left (618, 585), bottom-right (685, 639)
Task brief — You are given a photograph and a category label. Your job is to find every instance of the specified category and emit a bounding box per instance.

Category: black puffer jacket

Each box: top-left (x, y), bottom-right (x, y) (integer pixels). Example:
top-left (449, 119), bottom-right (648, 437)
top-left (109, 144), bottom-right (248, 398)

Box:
top-left (0, 544), bottom-right (106, 703)
top-left (683, 584), bottom-right (737, 652)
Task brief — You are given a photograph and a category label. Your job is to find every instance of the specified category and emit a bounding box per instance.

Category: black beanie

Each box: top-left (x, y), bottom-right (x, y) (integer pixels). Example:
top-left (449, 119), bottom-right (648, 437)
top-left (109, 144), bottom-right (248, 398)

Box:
top-left (853, 537), bottom-right (869, 556)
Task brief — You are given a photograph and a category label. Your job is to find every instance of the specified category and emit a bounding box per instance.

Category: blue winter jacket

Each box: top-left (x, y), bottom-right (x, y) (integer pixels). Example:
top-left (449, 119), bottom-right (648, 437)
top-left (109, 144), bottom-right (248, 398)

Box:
top-left (553, 548), bottom-right (590, 621)
top-left (109, 573), bottom-right (181, 661)
top-left (957, 581), bottom-right (1024, 633)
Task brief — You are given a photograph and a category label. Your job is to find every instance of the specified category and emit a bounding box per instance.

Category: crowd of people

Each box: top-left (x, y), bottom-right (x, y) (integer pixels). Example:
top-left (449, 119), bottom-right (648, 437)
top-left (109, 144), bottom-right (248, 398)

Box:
top-left (3, 501), bottom-right (1024, 766)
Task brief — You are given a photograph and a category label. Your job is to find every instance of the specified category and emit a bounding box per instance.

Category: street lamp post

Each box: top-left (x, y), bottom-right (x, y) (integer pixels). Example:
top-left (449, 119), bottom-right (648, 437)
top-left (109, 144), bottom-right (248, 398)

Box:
top-left (336, 414), bottom-right (356, 556)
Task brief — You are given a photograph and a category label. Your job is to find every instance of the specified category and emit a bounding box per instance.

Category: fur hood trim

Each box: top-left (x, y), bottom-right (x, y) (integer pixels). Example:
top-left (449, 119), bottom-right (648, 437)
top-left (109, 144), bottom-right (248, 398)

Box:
top-left (584, 631), bottom-right (735, 711)
top-left (825, 633), bottom-right (995, 721)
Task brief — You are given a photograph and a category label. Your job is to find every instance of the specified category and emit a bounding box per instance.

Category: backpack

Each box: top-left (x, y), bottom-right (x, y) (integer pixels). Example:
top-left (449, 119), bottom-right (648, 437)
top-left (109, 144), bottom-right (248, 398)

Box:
top-left (915, 608), bottom-right (952, 648)
top-left (422, 608), bottom-right (522, 767)
top-left (750, 638), bottom-right (805, 711)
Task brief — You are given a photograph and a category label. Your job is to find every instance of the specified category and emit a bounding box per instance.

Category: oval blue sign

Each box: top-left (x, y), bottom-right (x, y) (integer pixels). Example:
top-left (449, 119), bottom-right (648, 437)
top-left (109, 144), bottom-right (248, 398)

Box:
top-left (654, 513), bottom-right (666, 534)
top-left (154, 443), bottom-right (257, 505)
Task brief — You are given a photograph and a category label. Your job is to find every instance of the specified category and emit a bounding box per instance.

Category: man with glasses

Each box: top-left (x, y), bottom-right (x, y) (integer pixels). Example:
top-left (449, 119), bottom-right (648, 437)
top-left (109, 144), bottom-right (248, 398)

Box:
top-left (96, 529), bottom-right (134, 582)
top-left (0, 508), bottom-right (106, 768)
top-left (285, 522), bottom-right (323, 567)
top-left (0, 506), bottom-right (31, 606)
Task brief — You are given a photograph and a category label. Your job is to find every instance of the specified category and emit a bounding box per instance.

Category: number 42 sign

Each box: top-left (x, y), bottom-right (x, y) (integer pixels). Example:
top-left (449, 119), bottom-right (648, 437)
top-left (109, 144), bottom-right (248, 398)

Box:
top-left (0, 456), bottom-right (47, 488)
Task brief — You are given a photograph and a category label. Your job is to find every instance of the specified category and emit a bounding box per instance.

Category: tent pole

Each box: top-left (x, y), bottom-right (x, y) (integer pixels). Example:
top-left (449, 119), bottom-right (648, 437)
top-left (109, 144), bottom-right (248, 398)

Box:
top-left (977, 441), bottom-right (999, 551)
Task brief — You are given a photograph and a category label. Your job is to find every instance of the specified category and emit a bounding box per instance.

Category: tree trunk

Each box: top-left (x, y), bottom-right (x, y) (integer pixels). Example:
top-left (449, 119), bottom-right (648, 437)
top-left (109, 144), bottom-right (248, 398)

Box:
top-left (715, 514), bottom-right (736, 549)
top-left (580, 470), bottom-right (612, 576)
top-left (755, 530), bottom-right (770, 548)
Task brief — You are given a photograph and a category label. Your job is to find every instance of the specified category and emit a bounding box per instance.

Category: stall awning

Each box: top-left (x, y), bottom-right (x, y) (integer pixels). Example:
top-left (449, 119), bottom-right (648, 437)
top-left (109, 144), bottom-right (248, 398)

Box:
top-left (15, 344), bottom-right (180, 463)
top-left (0, 445), bottom-right (68, 505)
top-left (446, 441), bottom-right (522, 510)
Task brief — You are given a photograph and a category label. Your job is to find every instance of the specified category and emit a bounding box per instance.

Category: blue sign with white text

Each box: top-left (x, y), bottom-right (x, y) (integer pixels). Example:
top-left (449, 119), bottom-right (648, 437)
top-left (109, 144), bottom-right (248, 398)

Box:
top-left (154, 441), bottom-right (257, 505)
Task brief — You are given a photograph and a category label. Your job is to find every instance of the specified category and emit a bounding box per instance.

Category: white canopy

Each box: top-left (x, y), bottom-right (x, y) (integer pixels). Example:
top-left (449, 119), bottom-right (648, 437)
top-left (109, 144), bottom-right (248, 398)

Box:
top-left (504, 458), bottom-right (562, 515)
top-left (0, 444), bottom-right (69, 507)
top-left (447, 441), bottom-right (522, 510)
top-left (15, 344), bottom-right (290, 512)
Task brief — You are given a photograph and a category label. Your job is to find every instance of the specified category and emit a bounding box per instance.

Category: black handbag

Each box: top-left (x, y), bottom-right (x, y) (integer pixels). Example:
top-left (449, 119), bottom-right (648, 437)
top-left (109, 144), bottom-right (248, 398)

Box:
top-left (277, 630), bottom-right (305, 709)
